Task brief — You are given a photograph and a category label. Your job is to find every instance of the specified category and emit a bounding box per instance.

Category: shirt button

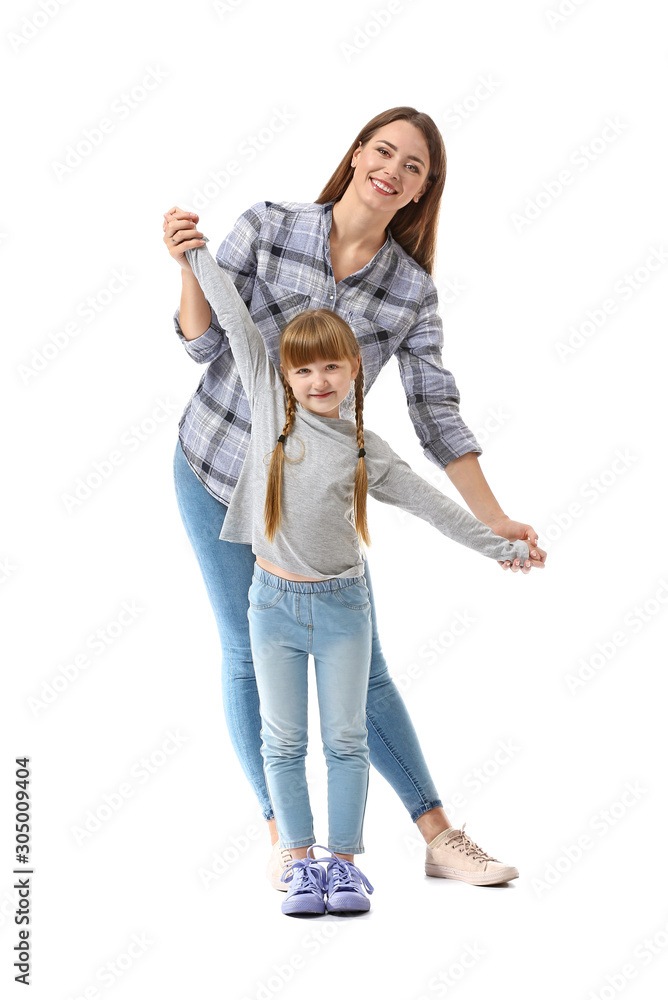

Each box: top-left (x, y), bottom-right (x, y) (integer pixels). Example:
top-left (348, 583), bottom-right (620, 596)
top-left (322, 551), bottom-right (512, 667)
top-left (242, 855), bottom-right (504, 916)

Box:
top-left (329, 294), bottom-right (334, 299)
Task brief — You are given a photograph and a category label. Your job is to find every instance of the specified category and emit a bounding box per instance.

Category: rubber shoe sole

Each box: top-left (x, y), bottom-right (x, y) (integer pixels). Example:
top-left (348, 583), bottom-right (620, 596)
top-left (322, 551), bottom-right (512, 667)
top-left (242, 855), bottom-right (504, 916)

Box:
top-left (281, 894), bottom-right (326, 915)
top-left (425, 862), bottom-right (519, 885)
top-left (326, 891), bottom-right (371, 913)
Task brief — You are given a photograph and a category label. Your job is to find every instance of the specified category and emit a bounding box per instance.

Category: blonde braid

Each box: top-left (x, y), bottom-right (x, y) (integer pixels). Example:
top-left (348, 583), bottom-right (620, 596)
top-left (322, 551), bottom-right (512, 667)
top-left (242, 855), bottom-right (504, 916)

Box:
top-left (264, 377), bottom-right (298, 542)
top-left (353, 360), bottom-right (371, 547)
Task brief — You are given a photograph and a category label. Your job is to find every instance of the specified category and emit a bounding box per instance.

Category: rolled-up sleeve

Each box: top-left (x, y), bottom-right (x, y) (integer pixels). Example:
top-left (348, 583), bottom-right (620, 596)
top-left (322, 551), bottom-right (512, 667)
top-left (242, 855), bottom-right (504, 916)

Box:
top-left (173, 200), bottom-right (269, 364)
top-left (395, 272), bottom-right (482, 468)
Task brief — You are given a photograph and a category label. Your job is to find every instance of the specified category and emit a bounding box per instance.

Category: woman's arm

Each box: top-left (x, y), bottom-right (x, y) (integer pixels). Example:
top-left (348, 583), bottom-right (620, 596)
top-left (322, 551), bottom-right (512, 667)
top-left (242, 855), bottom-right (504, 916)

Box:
top-left (395, 273), bottom-right (543, 569)
top-left (445, 452), bottom-right (542, 571)
top-left (178, 268), bottom-right (214, 342)
top-left (394, 273), bottom-right (482, 468)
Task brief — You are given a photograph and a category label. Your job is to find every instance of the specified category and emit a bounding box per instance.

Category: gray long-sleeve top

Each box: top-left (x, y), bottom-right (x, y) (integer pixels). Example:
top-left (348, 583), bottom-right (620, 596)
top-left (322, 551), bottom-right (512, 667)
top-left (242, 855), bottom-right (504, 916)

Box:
top-left (185, 240), bottom-right (530, 580)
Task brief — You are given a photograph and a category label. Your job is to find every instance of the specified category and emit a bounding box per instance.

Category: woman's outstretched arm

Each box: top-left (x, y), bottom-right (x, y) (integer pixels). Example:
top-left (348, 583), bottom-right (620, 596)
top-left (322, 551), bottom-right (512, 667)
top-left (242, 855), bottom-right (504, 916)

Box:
top-left (395, 272), bottom-right (543, 570)
top-left (444, 452), bottom-right (544, 572)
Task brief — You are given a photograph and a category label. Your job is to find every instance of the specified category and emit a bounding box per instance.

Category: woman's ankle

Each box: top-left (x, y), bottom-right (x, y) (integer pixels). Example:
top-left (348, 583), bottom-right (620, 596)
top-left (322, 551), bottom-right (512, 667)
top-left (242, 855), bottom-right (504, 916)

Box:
top-left (415, 807), bottom-right (453, 844)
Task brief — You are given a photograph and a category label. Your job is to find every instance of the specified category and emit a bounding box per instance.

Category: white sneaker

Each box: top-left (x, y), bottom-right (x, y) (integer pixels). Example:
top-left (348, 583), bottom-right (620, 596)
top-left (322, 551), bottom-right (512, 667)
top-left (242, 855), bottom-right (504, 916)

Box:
top-left (266, 841), bottom-right (294, 892)
top-left (425, 823), bottom-right (519, 885)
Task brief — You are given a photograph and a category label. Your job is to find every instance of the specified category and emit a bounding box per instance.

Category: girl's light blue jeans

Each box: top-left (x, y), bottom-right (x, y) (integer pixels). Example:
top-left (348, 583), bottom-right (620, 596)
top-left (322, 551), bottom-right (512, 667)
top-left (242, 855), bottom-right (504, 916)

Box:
top-left (173, 438), bottom-right (443, 825)
top-left (248, 564), bottom-right (372, 854)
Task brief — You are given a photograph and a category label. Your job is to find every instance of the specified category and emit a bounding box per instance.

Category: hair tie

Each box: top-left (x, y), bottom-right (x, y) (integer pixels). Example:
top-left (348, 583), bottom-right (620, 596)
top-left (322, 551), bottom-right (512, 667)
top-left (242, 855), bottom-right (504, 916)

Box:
top-left (278, 434), bottom-right (286, 444)
top-left (358, 448), bottom-right (365, 458)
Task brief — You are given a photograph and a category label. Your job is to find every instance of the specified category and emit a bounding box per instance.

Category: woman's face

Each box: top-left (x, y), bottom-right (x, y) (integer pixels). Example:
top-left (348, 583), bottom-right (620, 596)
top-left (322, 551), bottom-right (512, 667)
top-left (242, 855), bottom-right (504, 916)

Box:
top-left (350, 120), bottom-right (431, 215)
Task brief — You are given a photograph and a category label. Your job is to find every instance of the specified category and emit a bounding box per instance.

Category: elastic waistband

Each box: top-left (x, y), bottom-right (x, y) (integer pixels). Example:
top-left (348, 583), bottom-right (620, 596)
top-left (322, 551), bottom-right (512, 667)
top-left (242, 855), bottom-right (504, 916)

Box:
top-left (252, 562), bottom-right (365, 594)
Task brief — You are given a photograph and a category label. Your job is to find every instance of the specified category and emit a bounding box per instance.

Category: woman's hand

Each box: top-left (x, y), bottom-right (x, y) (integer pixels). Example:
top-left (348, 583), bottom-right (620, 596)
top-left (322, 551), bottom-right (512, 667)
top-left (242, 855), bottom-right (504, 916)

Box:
top-left (497, 545), bottom-right (547, 573)
top-left (488, 515), bottom-right (547, 574)
top-left (163, 205), bottom-right (206, 271)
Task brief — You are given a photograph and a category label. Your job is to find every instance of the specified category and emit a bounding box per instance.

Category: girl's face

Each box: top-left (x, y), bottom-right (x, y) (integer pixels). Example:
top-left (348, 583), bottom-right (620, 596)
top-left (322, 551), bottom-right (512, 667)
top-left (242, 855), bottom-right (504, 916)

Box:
top-left (281, 355), bottom-right (360, 419)
top-left (349, 120), bottom-right (431, 215)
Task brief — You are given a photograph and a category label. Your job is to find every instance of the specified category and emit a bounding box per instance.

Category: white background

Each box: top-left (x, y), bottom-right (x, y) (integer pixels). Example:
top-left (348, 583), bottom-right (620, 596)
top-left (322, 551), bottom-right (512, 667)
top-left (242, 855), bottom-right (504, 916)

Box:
top-left (2, 0), bottom-right (667, 997)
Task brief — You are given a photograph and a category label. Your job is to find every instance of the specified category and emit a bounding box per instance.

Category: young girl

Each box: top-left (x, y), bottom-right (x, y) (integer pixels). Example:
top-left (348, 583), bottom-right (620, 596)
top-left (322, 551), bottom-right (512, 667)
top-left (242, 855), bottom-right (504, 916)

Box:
top-left (183, 235), bottom-right (542, 916)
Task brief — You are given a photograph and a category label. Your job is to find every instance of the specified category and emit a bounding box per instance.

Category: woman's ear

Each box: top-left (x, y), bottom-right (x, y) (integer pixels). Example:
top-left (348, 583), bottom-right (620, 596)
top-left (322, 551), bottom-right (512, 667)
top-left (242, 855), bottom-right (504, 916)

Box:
top-left (415, 177), bottom-right (432, 203)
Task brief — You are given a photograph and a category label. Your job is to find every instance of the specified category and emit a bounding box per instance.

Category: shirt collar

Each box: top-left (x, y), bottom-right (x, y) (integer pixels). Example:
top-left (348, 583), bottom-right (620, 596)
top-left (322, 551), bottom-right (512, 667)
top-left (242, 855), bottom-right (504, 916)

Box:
top-left (321, 201), bottom-right (393, 277)
top-left (296, 400), bottom-right (357, 430)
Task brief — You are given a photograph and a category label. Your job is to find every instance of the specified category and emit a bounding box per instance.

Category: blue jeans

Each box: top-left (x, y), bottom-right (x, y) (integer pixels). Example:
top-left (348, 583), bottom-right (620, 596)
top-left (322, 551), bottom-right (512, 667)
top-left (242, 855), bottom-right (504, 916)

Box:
top-left (173, 438), bottom-right (442, 823)
top-left (248, 565), bottom-right (372, 854)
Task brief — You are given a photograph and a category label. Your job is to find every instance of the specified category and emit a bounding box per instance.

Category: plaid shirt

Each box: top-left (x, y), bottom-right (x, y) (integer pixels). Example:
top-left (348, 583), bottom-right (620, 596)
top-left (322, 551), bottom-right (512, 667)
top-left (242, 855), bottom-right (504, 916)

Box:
top-left (174, 200), bottom-right (482, 505)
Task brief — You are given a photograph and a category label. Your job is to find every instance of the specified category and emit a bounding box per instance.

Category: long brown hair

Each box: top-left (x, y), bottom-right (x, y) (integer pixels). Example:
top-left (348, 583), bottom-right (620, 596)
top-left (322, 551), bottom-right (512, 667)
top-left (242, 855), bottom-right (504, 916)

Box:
top-left (315, 106), bottom-right (446, 275)
top-left (264, 309), bottom-right (371, 548)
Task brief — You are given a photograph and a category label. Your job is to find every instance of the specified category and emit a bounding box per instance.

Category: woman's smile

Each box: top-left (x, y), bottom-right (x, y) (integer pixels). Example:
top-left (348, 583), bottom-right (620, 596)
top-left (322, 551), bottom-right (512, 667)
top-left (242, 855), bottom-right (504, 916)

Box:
top-left (370, 177), bottom-right (398, 196)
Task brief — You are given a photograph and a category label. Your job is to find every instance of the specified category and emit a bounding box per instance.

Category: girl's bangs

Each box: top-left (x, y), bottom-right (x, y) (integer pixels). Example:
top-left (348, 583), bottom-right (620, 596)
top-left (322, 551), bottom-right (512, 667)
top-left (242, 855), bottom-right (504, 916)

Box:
top-left (280, 311), bottom-right (357, 368)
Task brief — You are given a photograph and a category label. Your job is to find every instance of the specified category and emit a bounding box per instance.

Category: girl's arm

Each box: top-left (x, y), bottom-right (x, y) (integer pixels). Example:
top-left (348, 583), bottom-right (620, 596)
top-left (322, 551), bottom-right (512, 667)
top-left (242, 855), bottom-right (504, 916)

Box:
top-left (366, 431), bottom-right (537, 566)
top-left (169, 201), bottom-right (269, 366)
top-left (184, 238), bottom-right (277, 403)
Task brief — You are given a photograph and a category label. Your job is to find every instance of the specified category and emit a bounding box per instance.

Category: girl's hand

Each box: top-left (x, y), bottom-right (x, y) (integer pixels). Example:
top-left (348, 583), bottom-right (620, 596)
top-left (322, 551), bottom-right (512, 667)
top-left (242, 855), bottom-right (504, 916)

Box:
top-left (487, 515), bottom-right (547, 573)
top-left (498, 543), bottom-right (547, 574)
top-left (163, 205), bottom-right (206, 271)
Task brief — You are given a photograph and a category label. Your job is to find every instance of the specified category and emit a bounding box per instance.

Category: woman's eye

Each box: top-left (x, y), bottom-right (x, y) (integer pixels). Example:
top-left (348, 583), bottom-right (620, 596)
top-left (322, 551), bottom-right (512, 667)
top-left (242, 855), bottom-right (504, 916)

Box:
top-left (378, 147), bottom-right (419, 172)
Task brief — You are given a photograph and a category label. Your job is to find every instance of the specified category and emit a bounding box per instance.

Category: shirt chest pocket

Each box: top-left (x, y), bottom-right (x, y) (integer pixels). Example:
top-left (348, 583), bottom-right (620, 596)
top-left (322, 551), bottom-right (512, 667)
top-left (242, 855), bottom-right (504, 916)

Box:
top-left (251, 278), bottom-right (312, 365)
top-left (343, 314), bottom-right (393, 390)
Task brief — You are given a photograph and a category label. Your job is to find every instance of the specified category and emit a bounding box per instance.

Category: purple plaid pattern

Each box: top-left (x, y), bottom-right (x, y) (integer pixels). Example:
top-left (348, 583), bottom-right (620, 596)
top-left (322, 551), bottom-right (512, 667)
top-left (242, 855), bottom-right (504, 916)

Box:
top-left (174, 200), bottom-right (481, 504)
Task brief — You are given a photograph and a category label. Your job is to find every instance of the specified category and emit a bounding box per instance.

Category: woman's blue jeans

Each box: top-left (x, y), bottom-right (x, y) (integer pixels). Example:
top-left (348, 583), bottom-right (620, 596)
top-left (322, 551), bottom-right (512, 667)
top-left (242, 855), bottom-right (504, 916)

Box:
top-left (173, 438), bottom-right (442, 824)
top-left (248, 565), bottom-right (372, 854)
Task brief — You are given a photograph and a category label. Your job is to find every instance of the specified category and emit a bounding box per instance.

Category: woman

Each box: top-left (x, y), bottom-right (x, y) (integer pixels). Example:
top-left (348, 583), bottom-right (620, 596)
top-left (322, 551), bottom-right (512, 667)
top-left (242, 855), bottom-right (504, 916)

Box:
top-left (164, 106), bottom-right (545, 888)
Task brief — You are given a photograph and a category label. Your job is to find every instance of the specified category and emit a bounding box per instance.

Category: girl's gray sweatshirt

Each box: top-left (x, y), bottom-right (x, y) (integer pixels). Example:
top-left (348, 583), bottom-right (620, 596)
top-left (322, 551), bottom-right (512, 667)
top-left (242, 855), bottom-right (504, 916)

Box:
top-left (185, 240), bottom-right (530, 579)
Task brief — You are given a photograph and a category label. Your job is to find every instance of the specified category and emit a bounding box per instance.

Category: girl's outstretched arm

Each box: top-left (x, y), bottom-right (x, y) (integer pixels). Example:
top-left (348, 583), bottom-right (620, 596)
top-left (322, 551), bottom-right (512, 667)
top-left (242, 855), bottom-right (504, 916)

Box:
top-left (366, 430), bottom-right (542, 567)
top-left (184, 238), bottom-right (276, 404)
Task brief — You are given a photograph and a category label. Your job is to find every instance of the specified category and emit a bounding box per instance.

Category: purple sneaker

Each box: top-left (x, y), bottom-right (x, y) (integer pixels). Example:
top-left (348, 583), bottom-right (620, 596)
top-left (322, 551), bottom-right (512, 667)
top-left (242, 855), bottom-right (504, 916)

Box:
top-left (280, 856), bottom-right (327, 916)
top-left (308, 845), bottom-right (374, 914)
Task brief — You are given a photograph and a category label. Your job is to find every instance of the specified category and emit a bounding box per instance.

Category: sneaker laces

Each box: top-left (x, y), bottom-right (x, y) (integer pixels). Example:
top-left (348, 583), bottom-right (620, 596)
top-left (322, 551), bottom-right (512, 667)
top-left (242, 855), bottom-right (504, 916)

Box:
top-left (448, 822), bottom-right (500, 864)
top-left (280, 856), bottom-right (327, 894)
top-left (308, 845), bottom-right (374, 895)
top-left (279, 846), bottom-right (294, 869)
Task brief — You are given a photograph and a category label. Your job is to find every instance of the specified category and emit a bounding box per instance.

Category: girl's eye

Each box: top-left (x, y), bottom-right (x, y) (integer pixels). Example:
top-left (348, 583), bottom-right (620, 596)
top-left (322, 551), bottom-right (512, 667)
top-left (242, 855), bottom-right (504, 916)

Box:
top-left (296, 365), bottom-right (338, 373)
